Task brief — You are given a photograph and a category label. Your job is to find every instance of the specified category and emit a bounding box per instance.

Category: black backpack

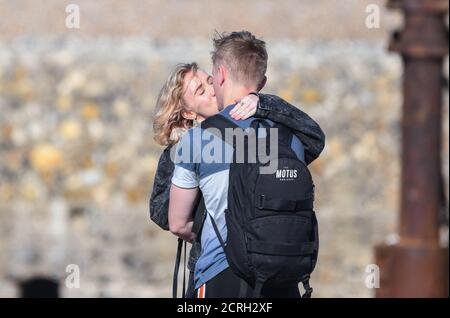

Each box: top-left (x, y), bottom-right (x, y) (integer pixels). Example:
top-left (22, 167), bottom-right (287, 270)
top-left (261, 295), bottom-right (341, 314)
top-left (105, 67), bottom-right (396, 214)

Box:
top-left (200, 115), bottom-right (319, 298)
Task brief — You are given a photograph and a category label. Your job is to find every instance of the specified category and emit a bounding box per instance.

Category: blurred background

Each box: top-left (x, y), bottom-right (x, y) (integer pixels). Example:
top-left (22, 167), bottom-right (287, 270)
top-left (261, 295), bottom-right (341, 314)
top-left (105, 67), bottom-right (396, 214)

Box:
top-left (0, 0), bottom-right (448, 297)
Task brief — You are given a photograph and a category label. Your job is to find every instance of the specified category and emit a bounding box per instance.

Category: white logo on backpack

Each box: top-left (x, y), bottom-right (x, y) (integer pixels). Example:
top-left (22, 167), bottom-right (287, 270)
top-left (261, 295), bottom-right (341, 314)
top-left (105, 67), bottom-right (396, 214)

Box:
top-left (275, 169), bottom-right (298, 181)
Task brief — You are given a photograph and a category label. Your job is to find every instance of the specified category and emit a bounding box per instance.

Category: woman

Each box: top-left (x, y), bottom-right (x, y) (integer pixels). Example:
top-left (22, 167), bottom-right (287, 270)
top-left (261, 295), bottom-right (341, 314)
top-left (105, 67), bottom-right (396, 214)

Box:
top-left (149, 62), bottom-right (325, 298)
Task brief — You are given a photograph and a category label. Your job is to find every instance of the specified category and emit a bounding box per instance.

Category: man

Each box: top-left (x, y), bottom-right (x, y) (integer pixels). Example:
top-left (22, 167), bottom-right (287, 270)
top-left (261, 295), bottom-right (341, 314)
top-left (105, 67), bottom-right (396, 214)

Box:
top-left (169, 31), bottom-right (311, 297)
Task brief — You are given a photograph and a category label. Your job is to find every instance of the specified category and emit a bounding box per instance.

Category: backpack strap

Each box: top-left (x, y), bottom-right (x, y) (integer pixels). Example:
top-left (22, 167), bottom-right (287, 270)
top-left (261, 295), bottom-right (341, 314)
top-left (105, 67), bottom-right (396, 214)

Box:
top-left (256, 195), bottom-right (314, 211)
top-left (301, 275), bottom-right (313, 298)
top-left (272, 122), bottom-right (293, 147)
top-left (182, 239), bottom-right (187, 298)
top-left (207, 212), bottom-right (227, 250)
top-left (247, 239), bottom-right (317, 256)
top-left (301, 214), bottom-right (319, 298)
top-left (239, 278), bottom-right (249, 298)
top-left (311, 212), bottom-right (319, 272)
top-left (253, 276), bottom-right (266, 298)
top-left (191, 196), bottom-right (206, 236)
top-left (172, 238), bottom-right (188, 298)
top-left (208, 212), bottom-right (271, 298)
top-left (200, 114), bottom-right (240, 144)
top-left (172, 238), bottom-right (183, 298)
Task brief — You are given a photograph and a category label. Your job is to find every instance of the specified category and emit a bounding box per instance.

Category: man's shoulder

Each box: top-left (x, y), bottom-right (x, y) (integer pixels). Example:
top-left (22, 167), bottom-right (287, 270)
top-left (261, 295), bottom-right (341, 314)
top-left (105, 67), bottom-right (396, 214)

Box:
top-left (177, 125), bottom-right (203, 143)
top-left (203, 108), bottom-right (235, 123)
top-left (212, 106), bottom-right (257, 129)
top-left (177, 123), bottom-right (223, 153)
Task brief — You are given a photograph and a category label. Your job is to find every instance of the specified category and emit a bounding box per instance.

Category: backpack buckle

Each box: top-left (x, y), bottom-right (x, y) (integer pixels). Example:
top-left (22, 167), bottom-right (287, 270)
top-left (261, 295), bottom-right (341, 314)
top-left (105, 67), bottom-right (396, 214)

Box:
top-left (302, 286), bottom-right (313, 298)
top-left (258, 195), bottom-right (265, 209)
top-left (301, 275), bottom-right (313, 298)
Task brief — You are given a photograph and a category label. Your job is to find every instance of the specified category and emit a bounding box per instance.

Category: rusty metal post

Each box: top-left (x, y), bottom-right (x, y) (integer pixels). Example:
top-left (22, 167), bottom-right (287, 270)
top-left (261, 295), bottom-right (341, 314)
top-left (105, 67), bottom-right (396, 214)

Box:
top-left (375, 0), bottom-right (449, 297)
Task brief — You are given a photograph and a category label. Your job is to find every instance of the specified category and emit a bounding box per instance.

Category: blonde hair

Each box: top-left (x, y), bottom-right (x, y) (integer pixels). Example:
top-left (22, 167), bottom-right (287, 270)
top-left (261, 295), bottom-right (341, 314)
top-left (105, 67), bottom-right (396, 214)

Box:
top-left (153, 62), bottom-right (198, 146)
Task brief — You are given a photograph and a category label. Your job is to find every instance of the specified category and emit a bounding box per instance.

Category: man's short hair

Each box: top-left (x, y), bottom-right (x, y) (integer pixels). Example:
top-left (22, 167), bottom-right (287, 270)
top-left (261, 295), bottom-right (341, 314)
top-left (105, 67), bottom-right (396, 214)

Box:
top-left (211, 31), bottom-right (267, 88)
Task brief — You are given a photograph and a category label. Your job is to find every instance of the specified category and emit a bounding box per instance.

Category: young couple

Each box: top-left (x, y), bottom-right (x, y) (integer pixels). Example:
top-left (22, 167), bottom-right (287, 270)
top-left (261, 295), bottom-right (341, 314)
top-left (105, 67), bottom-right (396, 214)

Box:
top-left (150, 31), bottom-right (325, 298)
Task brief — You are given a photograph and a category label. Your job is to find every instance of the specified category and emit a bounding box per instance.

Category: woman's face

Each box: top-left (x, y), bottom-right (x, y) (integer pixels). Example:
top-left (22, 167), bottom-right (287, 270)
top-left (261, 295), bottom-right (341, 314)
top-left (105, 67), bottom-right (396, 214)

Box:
top-left (182, 69), bottom-right (219, 121)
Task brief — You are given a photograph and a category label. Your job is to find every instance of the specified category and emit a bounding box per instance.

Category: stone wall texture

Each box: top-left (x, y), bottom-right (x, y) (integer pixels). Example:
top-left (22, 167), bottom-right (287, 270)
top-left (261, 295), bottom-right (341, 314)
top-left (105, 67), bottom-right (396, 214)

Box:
top-left (0, 0), bottom-right (448, 297)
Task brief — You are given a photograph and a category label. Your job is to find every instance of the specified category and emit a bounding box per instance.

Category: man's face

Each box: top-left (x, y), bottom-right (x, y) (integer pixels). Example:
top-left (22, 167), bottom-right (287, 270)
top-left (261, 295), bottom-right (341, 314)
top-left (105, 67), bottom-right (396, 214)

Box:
top-left (182, 69), bottom-right (219, 120)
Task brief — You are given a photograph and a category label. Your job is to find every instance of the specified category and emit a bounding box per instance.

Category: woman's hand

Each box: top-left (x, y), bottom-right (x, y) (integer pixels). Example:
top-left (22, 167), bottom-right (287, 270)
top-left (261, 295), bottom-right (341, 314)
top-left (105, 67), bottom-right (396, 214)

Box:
top-left (230, 94), bottom-right (259, 120)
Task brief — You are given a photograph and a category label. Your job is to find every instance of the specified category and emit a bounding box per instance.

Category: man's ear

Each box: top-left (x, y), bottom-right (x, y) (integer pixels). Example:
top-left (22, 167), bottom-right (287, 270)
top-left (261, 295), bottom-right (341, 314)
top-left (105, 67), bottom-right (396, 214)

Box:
top-left (181, 110), bottom-right (197, 121)
top-left (257, 76), bottom-right (267, 92)
top-left (218, 65), bottom-right (226, 87)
